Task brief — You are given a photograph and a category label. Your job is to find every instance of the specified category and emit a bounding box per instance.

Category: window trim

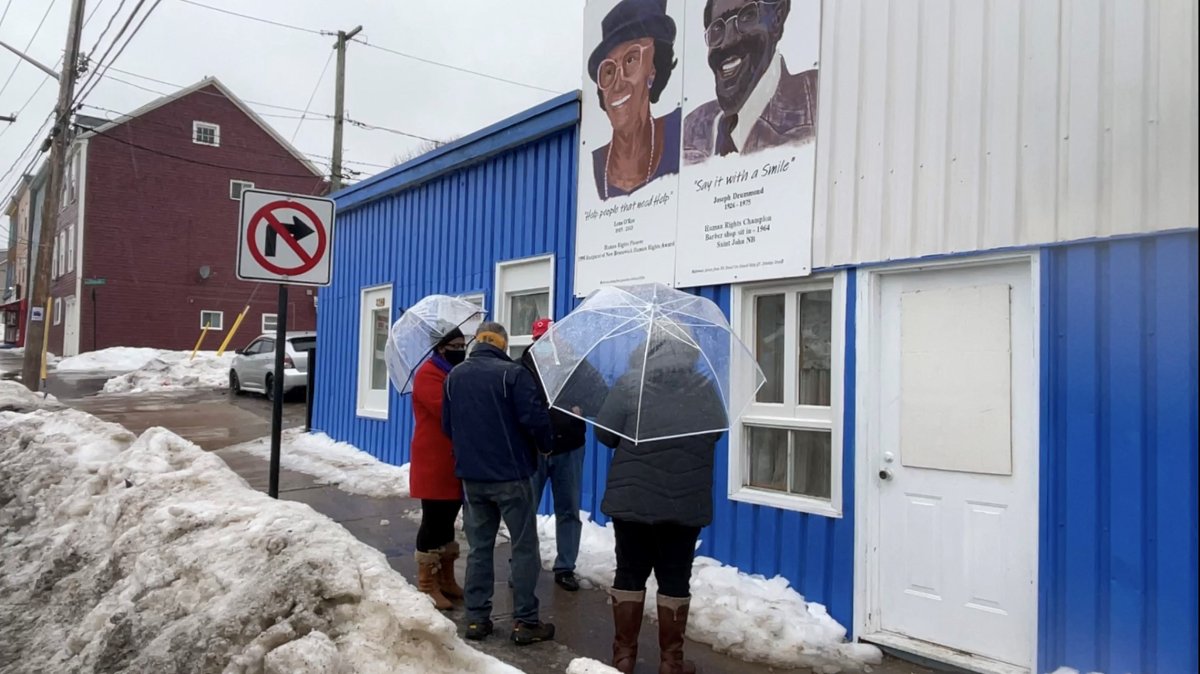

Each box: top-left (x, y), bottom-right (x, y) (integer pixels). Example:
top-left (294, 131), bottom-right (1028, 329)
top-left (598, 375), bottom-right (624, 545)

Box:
top-left (728, 272), bottom-right (846, 518)
top-left (357, 284), bottom-right (392, 420)
top-left (230, 179), bottom-right (254, 200)
top-left (494, 254), bottom-right (555, 357)
top-left (199, 310), bottom-right (224, 331)
top-left (53, 298), bottom-right (62, 326)
top-left (261, 312), bottom-right (278, 334)
top-left (192, 121), bottom-right (221, 147)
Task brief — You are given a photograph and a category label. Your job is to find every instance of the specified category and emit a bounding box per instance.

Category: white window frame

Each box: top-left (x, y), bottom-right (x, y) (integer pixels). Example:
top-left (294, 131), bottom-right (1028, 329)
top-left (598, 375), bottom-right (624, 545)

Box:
top-left (494, 254), bottom-right (555, 358)
top-left (261, 313), bottom-right (278, 333)
top-left (66, 227), bottom-right (75, 274)
top-left (459, 292), bottom-right (486, 311)
top-left (52, 236), bottom-right (59, 279)
top-left (199, 310), bottom-right (224, 331)
top-left (53, 298), bottom-right (62, 325)
top-left (230, 179), bottom-right (254, 200)
top-left (192, 121), bottom-right (221, 147)
top-left (728, 272), bottom-right (846, 518)
top-left (357, 284), bottom-right (392, 419)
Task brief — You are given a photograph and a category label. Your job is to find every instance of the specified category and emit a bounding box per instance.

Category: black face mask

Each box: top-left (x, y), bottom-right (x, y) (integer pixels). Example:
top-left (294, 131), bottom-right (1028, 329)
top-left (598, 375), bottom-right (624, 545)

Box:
top-left (443, 349), bottom-right (467, 366)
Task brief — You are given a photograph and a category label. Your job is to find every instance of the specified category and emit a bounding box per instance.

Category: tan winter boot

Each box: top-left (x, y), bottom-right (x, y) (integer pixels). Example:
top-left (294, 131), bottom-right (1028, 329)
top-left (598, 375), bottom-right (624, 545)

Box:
top-left (438, 541), bottom-right (465, 600)
top-left (657, 595), bottom-right (697, 674)
top-left (611, 589), bottom-right (645, 673)
top-left (415, 550), bottom-right (453, 610)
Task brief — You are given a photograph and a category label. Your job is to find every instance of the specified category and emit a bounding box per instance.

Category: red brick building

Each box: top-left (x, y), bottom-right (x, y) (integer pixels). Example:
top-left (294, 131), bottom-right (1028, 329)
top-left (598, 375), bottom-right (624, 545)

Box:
top-left (47, 77), bottom-right (326, 355)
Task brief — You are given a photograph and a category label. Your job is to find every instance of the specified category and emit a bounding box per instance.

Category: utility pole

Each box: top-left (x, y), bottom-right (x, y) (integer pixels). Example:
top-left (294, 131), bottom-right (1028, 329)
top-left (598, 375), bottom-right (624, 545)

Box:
top-left (21, 0), bottom-right (86, 390)
top-left (330, 25), bottom-right (361, 193)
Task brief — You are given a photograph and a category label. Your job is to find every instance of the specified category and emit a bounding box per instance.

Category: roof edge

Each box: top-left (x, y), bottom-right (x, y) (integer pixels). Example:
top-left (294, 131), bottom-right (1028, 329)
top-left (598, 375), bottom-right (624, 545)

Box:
top-left (333, 90), bottom-right (581, 213)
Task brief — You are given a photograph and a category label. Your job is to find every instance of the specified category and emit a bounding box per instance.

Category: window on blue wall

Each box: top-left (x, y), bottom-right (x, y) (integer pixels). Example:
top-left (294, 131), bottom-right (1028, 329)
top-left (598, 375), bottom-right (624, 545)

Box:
top-left (495, 255), bottom-right (554, 361)
top-left (730, 273), bottom-right (845, 517)
top-left (357, 285), bottom-right (392, 419)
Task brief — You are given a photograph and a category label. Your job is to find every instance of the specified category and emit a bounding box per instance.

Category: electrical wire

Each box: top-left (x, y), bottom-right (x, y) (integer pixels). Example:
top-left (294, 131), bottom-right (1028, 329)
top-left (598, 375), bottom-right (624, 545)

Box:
top-left (73, 0), bottom-right (165, 107)
top-left (71, 0), bottom-right (147, 102)
top-left (0, 0), bottom-right (14, 32)
top-left (175, 0), bottom-right (327, 36)
top-left (351, 38), bottom-right (560, 95)
top-left (291, 50), bottom-right (334, 143)
top-left (0, 0), bottom-right (60, 101)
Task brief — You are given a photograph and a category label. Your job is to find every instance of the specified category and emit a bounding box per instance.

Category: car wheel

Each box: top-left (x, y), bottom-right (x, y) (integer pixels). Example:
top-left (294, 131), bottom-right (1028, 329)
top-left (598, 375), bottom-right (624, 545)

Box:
top-left (265, 374), bottom-right (275, 401)
top-left (229, 370), bottom-right (242, 396)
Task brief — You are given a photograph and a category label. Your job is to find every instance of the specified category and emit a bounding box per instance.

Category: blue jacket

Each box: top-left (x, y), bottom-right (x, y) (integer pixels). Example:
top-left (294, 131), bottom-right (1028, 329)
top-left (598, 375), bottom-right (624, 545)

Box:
top-left (442, 343), bottom-right (553, 483)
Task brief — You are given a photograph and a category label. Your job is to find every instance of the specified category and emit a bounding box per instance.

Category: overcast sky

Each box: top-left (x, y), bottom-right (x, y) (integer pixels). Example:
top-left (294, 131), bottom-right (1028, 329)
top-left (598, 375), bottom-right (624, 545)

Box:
top-left (0, 0), bottom-right (585, 241)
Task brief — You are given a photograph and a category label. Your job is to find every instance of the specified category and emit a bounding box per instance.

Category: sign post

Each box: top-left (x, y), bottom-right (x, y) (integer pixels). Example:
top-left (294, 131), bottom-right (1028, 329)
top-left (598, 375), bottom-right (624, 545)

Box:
top-left (237, 189), bottom-right (336, 498)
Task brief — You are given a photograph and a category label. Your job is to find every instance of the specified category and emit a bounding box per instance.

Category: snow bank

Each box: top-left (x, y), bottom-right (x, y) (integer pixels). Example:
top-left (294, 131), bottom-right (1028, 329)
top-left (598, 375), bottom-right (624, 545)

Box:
top-left (223, 429), bottom-right (411, 499)
top-left (565, 658), bottom-right (620, 674)
top-left (537, 515), bottom-right (881, 673)
top-left (0, 381), bottom-right (60, 413)
top-left (102, 351), bottom-right (234, 393)
top-left (0, 402), bottom-right (519, 674)
top-left (55, 347), bottom-right (165, 372)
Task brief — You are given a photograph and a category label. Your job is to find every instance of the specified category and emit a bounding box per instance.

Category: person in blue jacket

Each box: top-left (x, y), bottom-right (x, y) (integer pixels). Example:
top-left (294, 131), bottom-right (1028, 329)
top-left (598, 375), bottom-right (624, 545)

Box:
top-left (442, 320), bottom-right (556, 646)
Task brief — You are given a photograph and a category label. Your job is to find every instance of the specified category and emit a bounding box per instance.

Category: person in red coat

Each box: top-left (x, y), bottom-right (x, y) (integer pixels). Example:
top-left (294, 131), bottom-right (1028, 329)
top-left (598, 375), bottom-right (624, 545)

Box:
top-left (410, 327), bottom-right (467, 610)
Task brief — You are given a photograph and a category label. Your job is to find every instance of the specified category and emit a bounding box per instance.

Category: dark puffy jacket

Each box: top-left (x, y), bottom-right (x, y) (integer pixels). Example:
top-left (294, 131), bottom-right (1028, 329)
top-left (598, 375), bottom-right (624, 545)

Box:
top-left (520, 347), bottom-right (607, 454)
top-left (596, 340), bottom-right (726, 528)
top-left (442, 344), bottom-right (552, 483)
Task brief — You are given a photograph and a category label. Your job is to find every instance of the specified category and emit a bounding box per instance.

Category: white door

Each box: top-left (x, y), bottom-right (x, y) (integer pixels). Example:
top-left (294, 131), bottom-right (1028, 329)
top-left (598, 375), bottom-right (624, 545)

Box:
top-left (863, 259), bottom-right (1037, 672)
top-left (63, 296), bottom-right (79, 357)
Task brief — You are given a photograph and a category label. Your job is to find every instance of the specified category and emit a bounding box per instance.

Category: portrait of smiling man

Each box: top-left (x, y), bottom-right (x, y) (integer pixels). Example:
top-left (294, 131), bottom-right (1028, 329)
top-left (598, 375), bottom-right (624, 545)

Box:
top-left (683, 0), bottom-right (818, 164)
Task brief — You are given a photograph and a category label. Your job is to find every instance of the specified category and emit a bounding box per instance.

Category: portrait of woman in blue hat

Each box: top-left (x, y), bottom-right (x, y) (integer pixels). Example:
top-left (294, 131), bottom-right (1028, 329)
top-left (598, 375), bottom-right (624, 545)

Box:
top-left (587, 0), bottom-right (682, 201)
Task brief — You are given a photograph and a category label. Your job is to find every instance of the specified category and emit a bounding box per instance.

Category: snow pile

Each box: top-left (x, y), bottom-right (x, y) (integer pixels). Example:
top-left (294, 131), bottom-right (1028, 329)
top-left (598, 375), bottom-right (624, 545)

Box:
top-left (565, 658), bottom-right (620, 674)
top-left (0, 407), bottom-right (520, 674)
top-left (223, 429), bottom-right (411, 499)
top-left (102, 351), bottom-right (234, 393)
top-left (1048, 669), bottom-right (1110, 674)
top-left (0, 381), bottom-right (60, 413)
top-left (55, 347), bottom-right (165, 372)
top-left (536, 516), bottom-right (881, 673)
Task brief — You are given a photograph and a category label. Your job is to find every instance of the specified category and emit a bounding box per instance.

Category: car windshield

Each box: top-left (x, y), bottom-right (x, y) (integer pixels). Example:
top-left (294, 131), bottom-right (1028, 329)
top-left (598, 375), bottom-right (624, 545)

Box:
top-left (290, 337), bottom-right (316, 352)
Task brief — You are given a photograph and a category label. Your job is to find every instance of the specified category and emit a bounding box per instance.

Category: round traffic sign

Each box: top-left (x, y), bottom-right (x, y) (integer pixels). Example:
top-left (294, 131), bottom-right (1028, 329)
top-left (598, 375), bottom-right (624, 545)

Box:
top-left (245, 200), bottom-right (329, 276)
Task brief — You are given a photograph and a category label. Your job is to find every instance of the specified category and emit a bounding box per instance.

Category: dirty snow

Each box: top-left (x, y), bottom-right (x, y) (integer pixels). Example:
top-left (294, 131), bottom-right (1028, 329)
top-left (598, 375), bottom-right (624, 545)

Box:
top-left (536, 516), bottom-right (881, 673)
top-left (0, 382), bottom-right (60, 413)
top-left (1047, 669), bottom-right (1113, 674)
top-left (55, 347), bottom-right (166, 372)
top-left (565, 658), bottom-right (620, 674)
top-left (102, 351), bottom-right (234, 393)
top-left (223, 429), bottom-right (411, 499)
top-left (0, 385), bottom-right (520, 674)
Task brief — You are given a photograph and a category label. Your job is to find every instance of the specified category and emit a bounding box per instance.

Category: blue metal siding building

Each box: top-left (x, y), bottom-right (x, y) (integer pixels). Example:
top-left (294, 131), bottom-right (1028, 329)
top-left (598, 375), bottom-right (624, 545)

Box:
top-left (314, 93), bottom-right (1198, 673)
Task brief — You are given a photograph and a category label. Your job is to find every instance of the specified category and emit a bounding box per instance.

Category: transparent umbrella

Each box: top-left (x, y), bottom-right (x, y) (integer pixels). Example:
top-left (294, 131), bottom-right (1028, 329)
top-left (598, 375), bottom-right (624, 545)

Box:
top-left (384, 295), bottom-right (485, 394)
top-left (527, 282), bottom-right (765, 444)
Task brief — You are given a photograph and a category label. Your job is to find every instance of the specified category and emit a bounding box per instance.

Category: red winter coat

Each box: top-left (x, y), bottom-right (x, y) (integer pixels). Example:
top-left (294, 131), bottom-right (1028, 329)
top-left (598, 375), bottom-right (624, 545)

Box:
top-left (408, 358), bottom-right (462, 501)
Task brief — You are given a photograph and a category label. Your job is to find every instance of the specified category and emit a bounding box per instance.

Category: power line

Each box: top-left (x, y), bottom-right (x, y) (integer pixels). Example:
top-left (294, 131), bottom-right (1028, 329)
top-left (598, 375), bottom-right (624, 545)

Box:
top-left (0, 0), bottom-right (60, 101)
top-left (72, 0), bottom-right (146, 101)
top-left (344, 117), bottom-right (441, 144)
top-left (103, 66), bottom-right (335, 118)
top-left (291, 49), bottom-right (334, 142)
top-left (74, 0), bottom-right (166, 107)
top-left (0, 0), bottom-right (14, 32)
top-left (175, 0), bottom-right (327, 36)
top-left (351, 38), bottom-right (560, 95)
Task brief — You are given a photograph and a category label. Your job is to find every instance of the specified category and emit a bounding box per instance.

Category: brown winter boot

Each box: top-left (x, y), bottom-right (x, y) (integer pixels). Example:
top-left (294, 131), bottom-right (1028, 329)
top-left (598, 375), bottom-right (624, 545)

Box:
top-left (438, 541), bottom-right (464, 600)
top-left (611, 589), bottom-right (646, 673)
top-left (657, 595), bottom-right (697, 674)
top-left (415, 550), bottom-right (454, 610)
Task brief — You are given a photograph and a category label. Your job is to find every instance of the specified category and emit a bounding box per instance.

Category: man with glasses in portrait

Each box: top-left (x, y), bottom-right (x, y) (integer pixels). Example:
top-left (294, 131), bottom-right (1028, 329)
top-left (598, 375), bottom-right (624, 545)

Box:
top-left (683, 0), bottom-right (817, 164)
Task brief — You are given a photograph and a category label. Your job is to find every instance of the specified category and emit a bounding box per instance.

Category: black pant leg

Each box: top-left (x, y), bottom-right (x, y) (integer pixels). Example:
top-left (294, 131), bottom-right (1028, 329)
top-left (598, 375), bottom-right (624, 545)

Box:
top-left (651, 523), bottom-right (701, 598)
top-left (612, 519), bottom-right (655, 592)
top-left (416, 498), bottom-right (463, 551)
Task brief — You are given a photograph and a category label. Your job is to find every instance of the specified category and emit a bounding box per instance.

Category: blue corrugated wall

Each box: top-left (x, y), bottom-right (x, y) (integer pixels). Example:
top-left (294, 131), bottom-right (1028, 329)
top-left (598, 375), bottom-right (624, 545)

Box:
top-left (1039, 231), bottom-right (1199, 674)
top-left (312, 97), bottom-right (853, 628)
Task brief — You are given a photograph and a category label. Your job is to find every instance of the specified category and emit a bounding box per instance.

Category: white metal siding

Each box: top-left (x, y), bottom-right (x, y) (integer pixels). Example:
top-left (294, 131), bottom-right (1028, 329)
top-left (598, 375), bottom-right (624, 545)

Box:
top-left (813, 0), bottom-right (1199, 268)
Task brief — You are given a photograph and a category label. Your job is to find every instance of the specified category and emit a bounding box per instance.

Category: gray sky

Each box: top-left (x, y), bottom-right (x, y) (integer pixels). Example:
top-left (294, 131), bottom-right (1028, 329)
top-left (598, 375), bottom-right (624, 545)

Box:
top-left (0, 0), bottom-right (586, 241)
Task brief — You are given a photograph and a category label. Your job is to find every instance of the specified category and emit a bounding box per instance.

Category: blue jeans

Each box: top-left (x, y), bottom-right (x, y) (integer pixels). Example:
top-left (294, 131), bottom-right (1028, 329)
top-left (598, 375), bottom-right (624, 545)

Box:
top-left (462, 478), bottom-right (541, 625)
top-left (533, 448), bottom-right (584, 574)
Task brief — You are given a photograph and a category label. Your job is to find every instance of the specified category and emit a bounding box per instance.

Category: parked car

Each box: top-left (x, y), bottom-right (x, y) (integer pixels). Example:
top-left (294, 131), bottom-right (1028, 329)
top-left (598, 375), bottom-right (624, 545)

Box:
top-left (230, 332), bottom-right (316, 400)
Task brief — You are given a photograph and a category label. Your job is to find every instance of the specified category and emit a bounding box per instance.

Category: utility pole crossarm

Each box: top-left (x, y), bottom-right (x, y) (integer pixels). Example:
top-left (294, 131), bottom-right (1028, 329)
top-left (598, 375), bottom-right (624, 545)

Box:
top-left (0, 39), bottom-right (62, 80)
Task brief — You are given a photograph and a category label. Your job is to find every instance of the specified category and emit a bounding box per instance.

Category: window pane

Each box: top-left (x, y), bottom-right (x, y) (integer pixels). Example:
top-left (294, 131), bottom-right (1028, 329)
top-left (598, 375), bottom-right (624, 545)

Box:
top-left (371, 308), bottom-right (388, 390)
top-left (754, 294), bottom-right (786, 403)
top-left (263, 314), bottom-right (278, 332)
top-left (798, 290), bottom-right (832, 406)
top-left (509, 292), bottom-right (549, 336)
top-left (790, 430), bottom-right (832, 499)
top-left (746, 425), bottom-right (788, 491)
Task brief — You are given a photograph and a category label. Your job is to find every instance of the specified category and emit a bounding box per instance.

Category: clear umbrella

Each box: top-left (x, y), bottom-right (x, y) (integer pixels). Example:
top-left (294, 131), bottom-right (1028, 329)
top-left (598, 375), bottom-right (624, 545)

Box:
top-left (385, 295), bottom-right (486, 395)
top-left (527, 282), bottom-right (765, 444)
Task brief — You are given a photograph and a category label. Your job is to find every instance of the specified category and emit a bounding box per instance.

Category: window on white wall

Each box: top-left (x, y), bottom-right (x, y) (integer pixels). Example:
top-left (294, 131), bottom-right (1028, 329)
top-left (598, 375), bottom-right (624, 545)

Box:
top-left (729, 273), bottom-right (846, 517)
top-left (495, 255), bottom-right (553, 360)
top-left (358, 285), bottom-right (392, 419)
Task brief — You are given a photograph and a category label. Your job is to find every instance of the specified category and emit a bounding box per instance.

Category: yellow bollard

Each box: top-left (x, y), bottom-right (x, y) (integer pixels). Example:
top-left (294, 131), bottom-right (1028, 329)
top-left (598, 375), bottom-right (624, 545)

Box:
top-left (191, 322), bottom-right (211, 362)
top-left (217, 305), bottom-right (250, 356)
top-left (39, 297), bottom-right (52, 385)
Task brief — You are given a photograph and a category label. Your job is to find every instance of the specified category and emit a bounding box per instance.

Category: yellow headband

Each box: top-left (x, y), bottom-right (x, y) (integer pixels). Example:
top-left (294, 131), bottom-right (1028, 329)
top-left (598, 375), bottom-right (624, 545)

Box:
top-left (476, 331), bottom-right (508, 350)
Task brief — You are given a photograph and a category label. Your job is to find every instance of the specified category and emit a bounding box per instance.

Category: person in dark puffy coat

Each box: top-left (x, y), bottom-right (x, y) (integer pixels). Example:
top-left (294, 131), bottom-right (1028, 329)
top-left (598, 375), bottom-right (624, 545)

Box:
top-left (409, 327), bottom-right (466, 611)
top-left (595, 335), bottom-right (726, 674)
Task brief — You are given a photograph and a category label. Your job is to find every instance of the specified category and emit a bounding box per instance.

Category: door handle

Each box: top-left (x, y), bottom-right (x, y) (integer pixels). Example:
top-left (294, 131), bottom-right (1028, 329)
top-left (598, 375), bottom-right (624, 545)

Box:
top-left (878, 468), bottom-right (893, 481)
